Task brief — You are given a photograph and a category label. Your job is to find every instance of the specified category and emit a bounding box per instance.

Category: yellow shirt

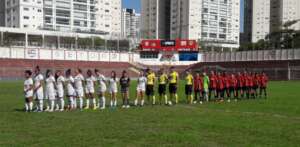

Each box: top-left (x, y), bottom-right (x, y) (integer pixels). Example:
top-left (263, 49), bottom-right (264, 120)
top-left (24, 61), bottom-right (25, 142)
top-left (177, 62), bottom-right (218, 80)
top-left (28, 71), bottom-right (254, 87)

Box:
top-left (185, 74), bottom-right (193, 85)
top-left (169, 71), bottom-right (178, 84)
top-left (147, 72), bottom-right (155, 85)
top-left (159, 74), bottom-right (168, 85)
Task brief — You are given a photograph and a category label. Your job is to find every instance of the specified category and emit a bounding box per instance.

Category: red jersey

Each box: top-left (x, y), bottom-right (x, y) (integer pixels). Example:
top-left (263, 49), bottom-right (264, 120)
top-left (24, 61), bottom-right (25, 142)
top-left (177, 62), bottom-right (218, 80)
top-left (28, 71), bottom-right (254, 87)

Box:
top-left (253, 75), bottom-right (260, 87)
top-left (230, 76), bottom-right (238, 88)
top-left (210, 75), bottom-right (217, 89)
top-left (193, 76), bottom-right (203, 91)
top-left (260, 75), bottom-right (269, 87)
top-left (224, 75), bottom-right (231, 88)
top-left (244, 74), bottom-right (250, 87)
top-left (248, 75), bottom-right (254, 87)
top-left (237, 74), bottom-right (244, 87)
top-left (217, 76), bottom-right (225, 90)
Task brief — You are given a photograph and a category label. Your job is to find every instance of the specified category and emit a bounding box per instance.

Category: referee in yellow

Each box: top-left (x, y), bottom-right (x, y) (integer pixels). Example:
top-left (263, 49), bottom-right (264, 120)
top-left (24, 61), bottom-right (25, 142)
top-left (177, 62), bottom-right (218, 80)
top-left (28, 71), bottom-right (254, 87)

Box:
top-left (158, 68), bottom-right (168, 105)
top-left (185, 69), bottom-right (194, 104)
top-left (146, 68), bottom-right (156, 105)
top-left (168, 67), bottom-right (179, 105)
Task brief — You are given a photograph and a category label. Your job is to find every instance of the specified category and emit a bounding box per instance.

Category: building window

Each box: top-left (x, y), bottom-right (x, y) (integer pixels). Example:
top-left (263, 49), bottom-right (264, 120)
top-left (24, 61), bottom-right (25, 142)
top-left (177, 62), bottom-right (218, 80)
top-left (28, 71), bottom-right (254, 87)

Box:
top-left (24, 7), bottom-right (29, 11)
top-left (23, 16), bottom-right (29, 19)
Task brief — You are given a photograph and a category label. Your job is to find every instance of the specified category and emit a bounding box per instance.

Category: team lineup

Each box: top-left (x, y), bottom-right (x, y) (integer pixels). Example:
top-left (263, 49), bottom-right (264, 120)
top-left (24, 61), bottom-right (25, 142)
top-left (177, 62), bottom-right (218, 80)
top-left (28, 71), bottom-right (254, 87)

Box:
top-left (23, 66), bottom-right (269, 112)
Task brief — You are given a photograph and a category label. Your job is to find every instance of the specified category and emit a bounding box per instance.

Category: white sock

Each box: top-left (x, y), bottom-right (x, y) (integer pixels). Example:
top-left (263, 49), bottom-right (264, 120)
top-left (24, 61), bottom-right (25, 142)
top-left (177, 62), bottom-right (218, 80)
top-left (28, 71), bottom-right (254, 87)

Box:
top-left (86, 99), bottom-right (90, 108)
top-left (25, 103), bottom-right (29, 111)
top-left (114, 100), bottom-right (117, 106)
top-left (79, 98), bottom-right (83, 109)
top-left (73, 97), bottom-right (77, 108)
top-left (60, 98), bottom-right (65, 110)
top-left (29, 102), bottom-right (33, 111)
top-left (110, 100), bottom-right (113, 107)
top-left (39, 100), bottom-right (44, 111)
top-left (101, 97), bottom-right (105, 108)
top-left (134, 99), bottom-right (138, 106)
top-left (92, 98), bottom-right (96, 107)
top-left (141, 100), bottom-right (144, 106)
top-left (50, 100), bottom-right (55, 111)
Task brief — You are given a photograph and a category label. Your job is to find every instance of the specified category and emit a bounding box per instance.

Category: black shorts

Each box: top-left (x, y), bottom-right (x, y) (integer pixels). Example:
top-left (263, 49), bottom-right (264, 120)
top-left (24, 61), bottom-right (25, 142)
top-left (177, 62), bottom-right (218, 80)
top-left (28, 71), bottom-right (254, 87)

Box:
top-left (158, 84), bottom-right (166, 95)
top-left (185, 85), bottom-right (193, 95)
top-left (229, 87), bottom-right (235, 92)
top-left (121, 87), bottom-right (129, 93)
top-left (209, 88), bottom-right (216, 92)
top-left (242, 86), bottom-right (248, 91)
top-left (146, 85), bottom-right (154, 96)
top-left (169, 83), bottom-right (177, 94)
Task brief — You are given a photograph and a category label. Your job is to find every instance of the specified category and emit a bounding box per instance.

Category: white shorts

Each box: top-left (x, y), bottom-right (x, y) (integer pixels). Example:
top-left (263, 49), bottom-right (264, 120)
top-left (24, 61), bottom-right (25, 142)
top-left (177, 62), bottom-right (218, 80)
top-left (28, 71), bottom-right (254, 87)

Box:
top-left (76, 89), bottom-right (84, 98)
top-left (67, 88), bottom-right (75, 96)
top-left (57, 89), bottom-right (64, 98)
top-left (109, 87), bottom-right (117, 94)
top-left (25, 90), bottom-right (33, 98)
top-left (98, 87), bottom-right (107, 93)
top-left (137, 86), bottom-right (146, 92)
top-left (34, 89), bottom-right (44, 100)
top-left (85, 87), bottom-right (95, 94)
top-left (45, 90), bottom-right (56, 100)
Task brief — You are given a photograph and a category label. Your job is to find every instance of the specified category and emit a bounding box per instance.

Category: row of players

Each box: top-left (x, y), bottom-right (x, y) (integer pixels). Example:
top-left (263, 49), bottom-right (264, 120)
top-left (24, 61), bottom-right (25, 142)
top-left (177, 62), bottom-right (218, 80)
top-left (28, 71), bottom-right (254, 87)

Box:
top-left (23, 66), bottom-right (269, 112)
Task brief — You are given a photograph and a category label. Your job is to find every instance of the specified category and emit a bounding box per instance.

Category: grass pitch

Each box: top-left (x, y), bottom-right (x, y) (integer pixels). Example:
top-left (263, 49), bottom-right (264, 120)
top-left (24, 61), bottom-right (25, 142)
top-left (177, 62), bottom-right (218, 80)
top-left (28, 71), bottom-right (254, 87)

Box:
top-left (0, 81), bottom-right (299, 147)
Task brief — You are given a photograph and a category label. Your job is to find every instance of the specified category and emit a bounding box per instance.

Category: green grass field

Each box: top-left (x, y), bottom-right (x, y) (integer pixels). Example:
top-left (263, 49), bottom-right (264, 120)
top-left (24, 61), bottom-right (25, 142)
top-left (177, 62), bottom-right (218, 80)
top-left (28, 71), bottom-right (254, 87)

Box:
top-left (0, 81), bottom-right (299, 147)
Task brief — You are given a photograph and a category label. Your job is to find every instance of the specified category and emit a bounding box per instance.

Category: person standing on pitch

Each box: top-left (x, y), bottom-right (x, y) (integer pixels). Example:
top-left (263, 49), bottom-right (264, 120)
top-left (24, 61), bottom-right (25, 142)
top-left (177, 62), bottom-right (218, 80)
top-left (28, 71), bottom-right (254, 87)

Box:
top-left (33, 66), bottom-right (44, 112)
top-left (168, 67), bottom-right (179, 105)
top-left (158, 68), bottom-right (168, 105)
top-left (45, 69), bottom-right (56, 112)
top-left (202, 72), bottom-right (210, 103)
top-left (259, 72), bottom-right (268, 98)
top-left (185, 70), bottom-right (194, 104)
top-left (108, 71), bottom-right (118, 108)
top-left (84, 69), bottom-right (97, 110)
top-left (24, 70), bottom-right (34, 112)
top-left (193, 72), bottom-right (203, 104)
top-left (146, 68), bottom-right (156, 105)
top-left (65, 69), bottom-right (76, 110)
top-left (74, 68), bottom-right (85, 110)
top-left (55, 70), bottom-right (65, 111)
top-left (209, 71), bottom-right (217, 100)
top-left (95, 69), bottom-right (107, 110)
top-left (135, 71), bottom-right (147, 106)
top-left (120, 70), bottom-right (131, 108)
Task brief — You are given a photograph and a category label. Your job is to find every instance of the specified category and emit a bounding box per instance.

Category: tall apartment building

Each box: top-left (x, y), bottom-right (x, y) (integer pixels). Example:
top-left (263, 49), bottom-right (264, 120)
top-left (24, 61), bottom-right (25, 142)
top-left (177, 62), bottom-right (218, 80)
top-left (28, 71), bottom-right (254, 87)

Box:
top-left (0, 0), bottom-right (5, 26)
top-left (141, 0), bottom-right (240, 48)
top-left (3, 0), bottom-right (121, 35)
top-left (243, 0), bottom-right (300, 44)
top-left (5, 0), bottom-right (44, 29)
top-left (141, 0), bottom-right (171, 39)
top-left (121, 8), bottom-right (141, 38)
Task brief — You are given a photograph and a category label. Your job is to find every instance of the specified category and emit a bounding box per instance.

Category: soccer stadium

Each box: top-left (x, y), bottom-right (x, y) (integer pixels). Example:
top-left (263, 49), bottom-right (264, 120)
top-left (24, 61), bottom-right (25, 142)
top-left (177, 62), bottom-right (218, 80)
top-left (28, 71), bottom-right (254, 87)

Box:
top-left (1, 0), bottom-right (300, 146)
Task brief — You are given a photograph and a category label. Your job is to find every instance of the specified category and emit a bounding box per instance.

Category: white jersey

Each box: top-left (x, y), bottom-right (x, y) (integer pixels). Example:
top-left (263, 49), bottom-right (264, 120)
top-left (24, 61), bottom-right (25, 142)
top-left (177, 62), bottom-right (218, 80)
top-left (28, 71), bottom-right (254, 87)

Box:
top-left (24, 78), bottom-right (33, 98)
top-left (45, 76), bottom-right (56, 100)
top-left (74, 74), bottom-right (84, 97)
top-left (65, 76), bottom-right (75, 96)
top-left (108, 78), bottom-right (118, 93)
top-left (97, 74), bottom-right (107, 92)
top-left (56, 76), bottom-right (65, 98)
top-left (137, 76), bottom-right (147, 91)
top-left (85, 76), bottom-right (96, 93)
top-left (34, 74), bottom-right (44, 100)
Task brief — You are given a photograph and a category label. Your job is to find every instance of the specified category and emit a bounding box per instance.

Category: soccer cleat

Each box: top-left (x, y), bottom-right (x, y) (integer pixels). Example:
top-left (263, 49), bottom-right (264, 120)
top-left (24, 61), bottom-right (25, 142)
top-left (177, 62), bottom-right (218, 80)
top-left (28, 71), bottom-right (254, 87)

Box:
top-left (193, 101), bottom-right (197, 104)
top-left (84, 106), bottom-right (89, 110)
top-left (60, 109), bottom-right (64, 112)
top-left (200, 101), bottom-right (203, 104)
top-left (122, 105), bottom-right (126, 108)
top-left (227, 99), bottom-right (231, 103)
top-left (126, 105), bottom-right (130, 108)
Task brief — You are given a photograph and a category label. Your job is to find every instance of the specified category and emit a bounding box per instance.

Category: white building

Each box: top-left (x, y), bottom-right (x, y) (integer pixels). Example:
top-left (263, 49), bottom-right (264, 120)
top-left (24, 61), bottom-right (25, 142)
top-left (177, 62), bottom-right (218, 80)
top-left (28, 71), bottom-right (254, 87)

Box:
top-left (96, 0), bottom-right (122, 36)
top-left (141, 0), bottom-right (240, 49)
top-left (121, 8), bottom-right (141, 39)
top-left (3, 0), bottom-right (121, 36)
top-left (5, 0), bottom-right (44, 29)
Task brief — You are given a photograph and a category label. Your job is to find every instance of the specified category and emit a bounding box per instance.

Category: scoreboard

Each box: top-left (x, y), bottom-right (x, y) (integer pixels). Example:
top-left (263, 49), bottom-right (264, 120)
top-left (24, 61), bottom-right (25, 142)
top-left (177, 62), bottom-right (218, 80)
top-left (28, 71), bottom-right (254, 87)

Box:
top-left (140, 39), bottom-right (198, 52)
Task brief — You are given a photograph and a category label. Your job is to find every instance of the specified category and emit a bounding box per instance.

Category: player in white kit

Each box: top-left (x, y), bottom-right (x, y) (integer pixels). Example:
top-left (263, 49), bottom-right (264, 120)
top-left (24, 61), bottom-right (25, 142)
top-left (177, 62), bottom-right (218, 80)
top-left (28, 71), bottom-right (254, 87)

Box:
top-left (74, 68), bottom-right (85, 110)
top-left (135, 71), bottom-right (147, 106)
top-left (95, 69), bottom-right (107, 110)
top-left (24, 70), bottom-right (34, 112)
top-left (108, 71), bottom-right (118, 108)
top-left (55, 70), bottom-right (65, 111)
top-left (33, 66), bottom-right (44, 112)
top-left (85, 70), bottom-right (97, 110)
top-left (45, 70), bottom-right (56, 112)
top-left (65, 69), bottom-right (76, 110)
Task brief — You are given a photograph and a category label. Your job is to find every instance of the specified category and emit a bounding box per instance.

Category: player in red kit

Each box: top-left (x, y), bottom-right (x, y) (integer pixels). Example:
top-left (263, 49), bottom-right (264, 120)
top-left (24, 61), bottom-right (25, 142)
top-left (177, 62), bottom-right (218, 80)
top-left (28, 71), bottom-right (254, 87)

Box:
top-left (248, 72), bottom-right (254, 98)
top-left (259, 72), bottom-right (269, 98)
top-left (236, 72), bottom-right (244, 99)
top-left (224, 73), bottom-right (231, 100)
top-left (193, 72), bottom-right (203, 103)
top-left (253, 73), bottom-right (260, 98)
top-left (209, 71), bottom-right (217, 100)
top-left (243, 72), bottom-right (250, 99)
top-left (217, 72), bottom-right (225, 102)
top-left (229, 74), bottom-right (238, 102)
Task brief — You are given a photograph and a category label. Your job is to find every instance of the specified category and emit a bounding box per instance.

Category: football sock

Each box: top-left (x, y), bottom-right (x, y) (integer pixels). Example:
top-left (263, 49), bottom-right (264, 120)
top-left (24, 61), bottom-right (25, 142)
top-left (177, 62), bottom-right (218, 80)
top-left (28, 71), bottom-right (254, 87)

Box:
top-left (134, 99), bottom-right (138, 106)
top-left (152, 96), bottom-right (156, 105)
top-left (50, 100), bottom-right (55, 111)
top-left (73, 98), bottom-right (77, 108)
top-left (25, 103), bottom-right (29, 111)
top-left (39, 100), bottom-right (43, 111)
top-left (86, 99), bottom-right (90, 108)
top-left (110, 100), bottom-right (113, 107)
top-left (141, 100), bottom-right (144, 106)
top-left (79, 98), bottom-right (83, 109)
top-left (175, 94), bottom-right (178, 104)
top-left (29, 102), bottom-right (33, 111)
top-left (60, 98), bottom-right (65, 110)
top-left (164, 95), bottom-right (168, 104)
top-left (190, 95), bottom-right (194, 104)
top-left (101, 97), bottom-right (105, 108)
top-left (114, 100), bottom-right (117, 107)
top-left (92, 98), bottom-right (96, 107)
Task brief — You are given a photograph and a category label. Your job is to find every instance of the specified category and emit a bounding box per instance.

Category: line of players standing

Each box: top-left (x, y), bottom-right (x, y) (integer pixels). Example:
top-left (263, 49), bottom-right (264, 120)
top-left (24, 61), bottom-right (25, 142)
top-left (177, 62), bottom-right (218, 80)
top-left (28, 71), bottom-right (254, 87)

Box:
top-left (22, 66), bottom-right (268, 112)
